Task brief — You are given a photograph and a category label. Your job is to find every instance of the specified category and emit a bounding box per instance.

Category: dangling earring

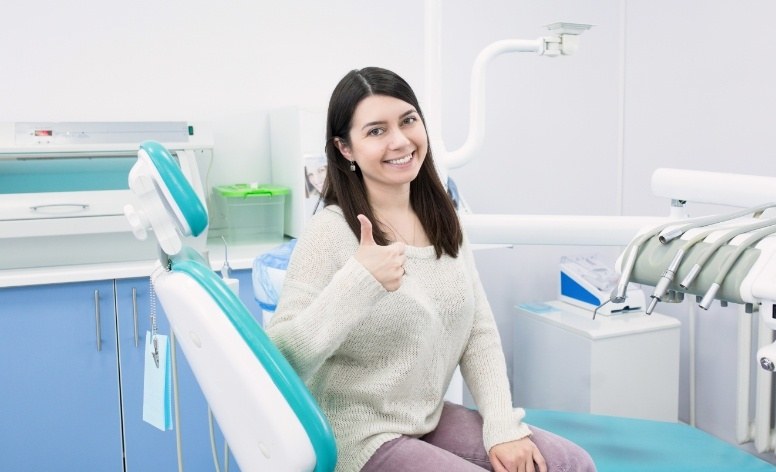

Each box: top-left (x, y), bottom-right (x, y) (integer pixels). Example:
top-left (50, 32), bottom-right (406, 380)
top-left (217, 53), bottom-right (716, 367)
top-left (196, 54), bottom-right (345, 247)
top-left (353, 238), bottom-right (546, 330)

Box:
top-left (350, 161), bottom-right (356, 172)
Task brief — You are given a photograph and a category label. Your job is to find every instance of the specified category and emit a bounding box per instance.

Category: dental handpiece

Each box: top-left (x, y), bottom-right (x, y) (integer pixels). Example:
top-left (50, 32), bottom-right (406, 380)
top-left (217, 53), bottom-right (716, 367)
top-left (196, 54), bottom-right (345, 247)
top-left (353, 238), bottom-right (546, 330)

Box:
top-left (698, 225), bottom-right (776, 310)
top-left (612, 245), bottom-right (639, 304)
top-left (680, 217), bottom-right (776, 290)
top-left (611, 213), bottom-right (735, 305)
top-left (658, 202), bottom-right (776, 245)
top-left (646, 227), bottom-right (720, 314)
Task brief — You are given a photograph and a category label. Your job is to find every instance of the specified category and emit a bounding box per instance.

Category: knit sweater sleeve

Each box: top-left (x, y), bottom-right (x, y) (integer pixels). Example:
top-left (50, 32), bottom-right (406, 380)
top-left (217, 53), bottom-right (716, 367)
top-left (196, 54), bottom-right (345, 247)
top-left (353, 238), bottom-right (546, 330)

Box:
top-left (265, 207), bottom-right (386, 381)
top-left (458, 238), bottom-right (532, 451)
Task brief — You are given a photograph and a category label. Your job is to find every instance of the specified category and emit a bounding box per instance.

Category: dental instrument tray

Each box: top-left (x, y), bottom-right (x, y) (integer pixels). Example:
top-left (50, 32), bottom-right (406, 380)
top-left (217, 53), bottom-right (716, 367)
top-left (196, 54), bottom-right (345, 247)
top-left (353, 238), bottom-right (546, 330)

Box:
top-left (0, 122), bottom-right (212, 269)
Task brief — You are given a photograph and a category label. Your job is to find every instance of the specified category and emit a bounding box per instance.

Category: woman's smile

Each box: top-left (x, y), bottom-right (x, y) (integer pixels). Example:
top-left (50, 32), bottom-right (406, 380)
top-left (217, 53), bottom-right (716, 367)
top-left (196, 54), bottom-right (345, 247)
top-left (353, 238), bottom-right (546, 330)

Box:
top-left (384, 152), bottom-right (414, 166)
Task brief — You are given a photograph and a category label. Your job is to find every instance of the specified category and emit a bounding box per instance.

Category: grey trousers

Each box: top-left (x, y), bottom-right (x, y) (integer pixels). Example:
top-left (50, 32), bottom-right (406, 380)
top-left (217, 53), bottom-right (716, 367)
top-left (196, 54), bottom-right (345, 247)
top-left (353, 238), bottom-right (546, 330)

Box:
top-left (361, 402), bottom-right (596, 472)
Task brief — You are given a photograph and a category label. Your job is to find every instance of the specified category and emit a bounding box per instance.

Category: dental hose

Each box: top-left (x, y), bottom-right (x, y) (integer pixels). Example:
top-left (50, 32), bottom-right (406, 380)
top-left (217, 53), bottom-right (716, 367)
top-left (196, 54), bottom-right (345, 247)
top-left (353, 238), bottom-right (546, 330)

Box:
top-left (680, 217), bottom-right (776, 290)
top-left (594, 219), bottom-right (690, 319)
top-left (658, 202), bottom-right (776, 244)
top-left (607, 204), bottom-right (776, 319)
top-left (612, 222), bottom-right (682, 304)
top-left (609, 211), bottom-right (743, 308)
top-left (595, 220), bottom-right (697, 319)
top-left (649, 217), bottom-right (776, 314)
top-left (698, 224), bottom-right (776, 310)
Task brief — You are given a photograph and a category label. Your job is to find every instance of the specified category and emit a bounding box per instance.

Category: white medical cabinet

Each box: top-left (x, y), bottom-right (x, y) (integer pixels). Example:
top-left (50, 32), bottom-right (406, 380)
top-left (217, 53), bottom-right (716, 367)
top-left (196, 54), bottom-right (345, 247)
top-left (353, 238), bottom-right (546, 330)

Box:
top-left (0, 121), bottom-right (211, 270)
top-left (513, 300), bottom-right (680, 422)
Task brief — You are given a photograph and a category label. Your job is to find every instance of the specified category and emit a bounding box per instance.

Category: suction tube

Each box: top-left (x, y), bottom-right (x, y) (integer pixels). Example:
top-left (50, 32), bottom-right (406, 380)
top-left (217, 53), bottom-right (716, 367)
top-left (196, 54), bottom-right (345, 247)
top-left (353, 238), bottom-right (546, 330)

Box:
top-left (699, 225), bottom-right (776, 310)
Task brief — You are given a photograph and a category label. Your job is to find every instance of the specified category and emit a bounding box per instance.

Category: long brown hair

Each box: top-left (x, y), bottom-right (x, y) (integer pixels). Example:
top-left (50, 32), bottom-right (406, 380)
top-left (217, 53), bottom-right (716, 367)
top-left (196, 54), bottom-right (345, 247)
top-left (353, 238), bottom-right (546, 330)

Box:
top-left (321, 66), bottom-right (462, 258)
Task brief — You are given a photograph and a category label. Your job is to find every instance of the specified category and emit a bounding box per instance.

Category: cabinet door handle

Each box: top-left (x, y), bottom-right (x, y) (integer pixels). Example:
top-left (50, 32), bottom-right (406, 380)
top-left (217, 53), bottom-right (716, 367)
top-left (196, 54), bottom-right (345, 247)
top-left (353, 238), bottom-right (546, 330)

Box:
top-left (94, 289), bottom-right (102, 352)
top-left (132, 287), bottom-right (139, 348)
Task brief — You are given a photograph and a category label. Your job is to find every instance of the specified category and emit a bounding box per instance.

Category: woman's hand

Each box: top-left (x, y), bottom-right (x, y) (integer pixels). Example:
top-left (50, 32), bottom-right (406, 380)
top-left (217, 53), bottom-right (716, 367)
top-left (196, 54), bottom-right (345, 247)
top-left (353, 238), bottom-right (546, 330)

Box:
top-left (355, 214), bottom-right (406, 292)
top-left (489, 437), bottom-right (547, 472)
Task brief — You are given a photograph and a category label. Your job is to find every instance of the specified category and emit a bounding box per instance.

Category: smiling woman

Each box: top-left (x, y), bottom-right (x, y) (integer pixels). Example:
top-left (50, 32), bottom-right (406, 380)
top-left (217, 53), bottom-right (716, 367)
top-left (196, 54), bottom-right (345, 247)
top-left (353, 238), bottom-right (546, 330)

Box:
top-left (265, 67), bottom-right (596, 472)
top-left (319, 67), bottom-right (459, 255)
top-left (333, 94), bottom-right (429, 246)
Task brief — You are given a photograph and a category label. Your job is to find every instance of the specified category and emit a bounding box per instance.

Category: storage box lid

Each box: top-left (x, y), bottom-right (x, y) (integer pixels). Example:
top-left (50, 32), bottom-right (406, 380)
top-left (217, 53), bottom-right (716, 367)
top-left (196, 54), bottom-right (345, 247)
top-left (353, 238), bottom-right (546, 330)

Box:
top-left (215, 184), bottom-right (290, 198)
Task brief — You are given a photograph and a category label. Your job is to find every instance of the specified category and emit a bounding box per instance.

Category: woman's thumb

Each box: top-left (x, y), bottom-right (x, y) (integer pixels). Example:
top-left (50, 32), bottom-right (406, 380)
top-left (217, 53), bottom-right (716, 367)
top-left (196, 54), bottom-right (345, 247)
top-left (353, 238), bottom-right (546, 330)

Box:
top-left (357, 214), bottom-right (377, 246)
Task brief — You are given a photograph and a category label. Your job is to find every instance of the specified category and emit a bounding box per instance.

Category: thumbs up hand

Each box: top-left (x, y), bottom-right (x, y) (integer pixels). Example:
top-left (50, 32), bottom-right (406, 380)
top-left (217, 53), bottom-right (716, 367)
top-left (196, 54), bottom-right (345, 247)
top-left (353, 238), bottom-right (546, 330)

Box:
top-left (355, 214), bottom-right (406, 292)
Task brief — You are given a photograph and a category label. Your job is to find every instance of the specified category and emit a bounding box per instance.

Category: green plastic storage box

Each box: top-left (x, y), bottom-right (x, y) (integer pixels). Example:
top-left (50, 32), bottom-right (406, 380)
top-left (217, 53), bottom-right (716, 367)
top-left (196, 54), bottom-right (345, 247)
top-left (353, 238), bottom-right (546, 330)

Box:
top-left (214, 184), bottom-right (289, 243)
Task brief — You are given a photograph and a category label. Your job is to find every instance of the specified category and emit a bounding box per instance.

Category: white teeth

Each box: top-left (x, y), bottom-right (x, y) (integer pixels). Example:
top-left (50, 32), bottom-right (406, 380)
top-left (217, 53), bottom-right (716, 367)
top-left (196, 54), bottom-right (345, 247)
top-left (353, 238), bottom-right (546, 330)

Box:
top-left (387, 154), bottom-right (412, 165)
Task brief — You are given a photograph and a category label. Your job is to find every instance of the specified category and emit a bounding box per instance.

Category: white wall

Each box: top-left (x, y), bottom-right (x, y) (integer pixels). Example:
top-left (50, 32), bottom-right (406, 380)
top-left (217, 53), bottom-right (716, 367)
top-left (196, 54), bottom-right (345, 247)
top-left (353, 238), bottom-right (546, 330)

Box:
top-left (440, 0), bottom-right (776, 463)
top-left (4, 0), bottom-right (776, 462)
top-left (0, 0), bottom-right (425, 188)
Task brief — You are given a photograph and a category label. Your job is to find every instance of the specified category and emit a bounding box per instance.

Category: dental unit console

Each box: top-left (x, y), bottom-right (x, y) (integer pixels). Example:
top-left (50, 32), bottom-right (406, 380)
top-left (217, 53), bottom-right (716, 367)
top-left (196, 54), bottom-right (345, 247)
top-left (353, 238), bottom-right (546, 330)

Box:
top-left (0, 122), bottom-right (210, 270)
top-left (124, 140), bottom-right (336, 472)
top-left (606, 171), bottom-right (776, 375)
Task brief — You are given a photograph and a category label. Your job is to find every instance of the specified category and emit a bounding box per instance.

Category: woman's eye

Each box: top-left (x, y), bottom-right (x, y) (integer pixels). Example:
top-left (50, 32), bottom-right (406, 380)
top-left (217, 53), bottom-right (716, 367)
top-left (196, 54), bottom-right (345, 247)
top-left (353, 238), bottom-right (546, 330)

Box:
top-left (403, 116), bottom-right (418, 125)
top-left (368, 128), bottom-right (384, 136)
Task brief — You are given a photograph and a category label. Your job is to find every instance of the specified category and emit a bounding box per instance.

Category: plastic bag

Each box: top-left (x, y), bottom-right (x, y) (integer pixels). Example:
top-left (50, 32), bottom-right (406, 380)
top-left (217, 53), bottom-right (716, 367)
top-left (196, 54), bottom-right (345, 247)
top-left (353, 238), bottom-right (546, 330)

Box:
top-left (252, 239), bottom-right (297, 316)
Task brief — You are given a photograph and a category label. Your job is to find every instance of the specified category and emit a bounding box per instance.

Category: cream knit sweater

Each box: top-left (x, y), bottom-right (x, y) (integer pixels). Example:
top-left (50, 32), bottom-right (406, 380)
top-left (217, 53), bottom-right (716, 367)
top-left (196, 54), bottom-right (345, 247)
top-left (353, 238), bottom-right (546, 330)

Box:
top-left (266, 206), bottom-right (530, 472)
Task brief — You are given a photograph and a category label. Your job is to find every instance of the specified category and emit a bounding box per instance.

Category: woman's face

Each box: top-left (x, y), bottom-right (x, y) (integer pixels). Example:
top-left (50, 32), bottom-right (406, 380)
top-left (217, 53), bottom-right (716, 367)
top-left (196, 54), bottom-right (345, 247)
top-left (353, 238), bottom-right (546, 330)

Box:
top-left (337, 94), bottom-right (427, 194)
top-left (307, 165), bottom-right (327, 193)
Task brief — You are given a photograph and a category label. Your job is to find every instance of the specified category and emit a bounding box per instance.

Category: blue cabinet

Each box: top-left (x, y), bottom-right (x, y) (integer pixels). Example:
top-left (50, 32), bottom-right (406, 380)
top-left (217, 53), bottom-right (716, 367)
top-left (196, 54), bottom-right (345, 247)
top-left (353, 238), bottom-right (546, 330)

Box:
top-left (0, 269), bottom-right (259, 471)
top-left (0, 280), bottom-right (123, 471)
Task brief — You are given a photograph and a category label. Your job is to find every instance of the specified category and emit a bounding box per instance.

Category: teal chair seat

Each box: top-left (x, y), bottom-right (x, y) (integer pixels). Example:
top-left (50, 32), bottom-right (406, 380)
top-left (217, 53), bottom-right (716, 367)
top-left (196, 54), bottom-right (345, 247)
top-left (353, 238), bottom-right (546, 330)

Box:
top-left (525, 409), bottom-right (775, 472)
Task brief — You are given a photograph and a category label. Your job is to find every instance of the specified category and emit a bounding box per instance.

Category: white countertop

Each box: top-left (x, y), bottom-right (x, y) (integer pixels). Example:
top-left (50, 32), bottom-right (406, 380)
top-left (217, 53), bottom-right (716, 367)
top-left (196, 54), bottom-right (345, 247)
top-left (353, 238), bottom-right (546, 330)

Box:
top-left (515, 300), bottom-right (680, 340)
top-left (0, 238), bottom-right (287, 288)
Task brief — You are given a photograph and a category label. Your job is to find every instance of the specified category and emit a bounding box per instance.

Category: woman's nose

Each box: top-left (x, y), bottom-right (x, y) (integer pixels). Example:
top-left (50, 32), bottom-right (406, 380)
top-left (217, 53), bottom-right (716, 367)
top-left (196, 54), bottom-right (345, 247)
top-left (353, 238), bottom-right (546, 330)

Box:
top-left (388, 128), bottom-right (411, 150)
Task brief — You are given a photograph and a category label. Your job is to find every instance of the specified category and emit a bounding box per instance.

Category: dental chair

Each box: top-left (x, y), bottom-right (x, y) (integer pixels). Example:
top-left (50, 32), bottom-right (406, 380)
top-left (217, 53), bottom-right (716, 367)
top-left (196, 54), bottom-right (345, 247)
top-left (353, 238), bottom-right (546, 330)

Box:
top-left (124, 140), bottom-right (336, 472)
